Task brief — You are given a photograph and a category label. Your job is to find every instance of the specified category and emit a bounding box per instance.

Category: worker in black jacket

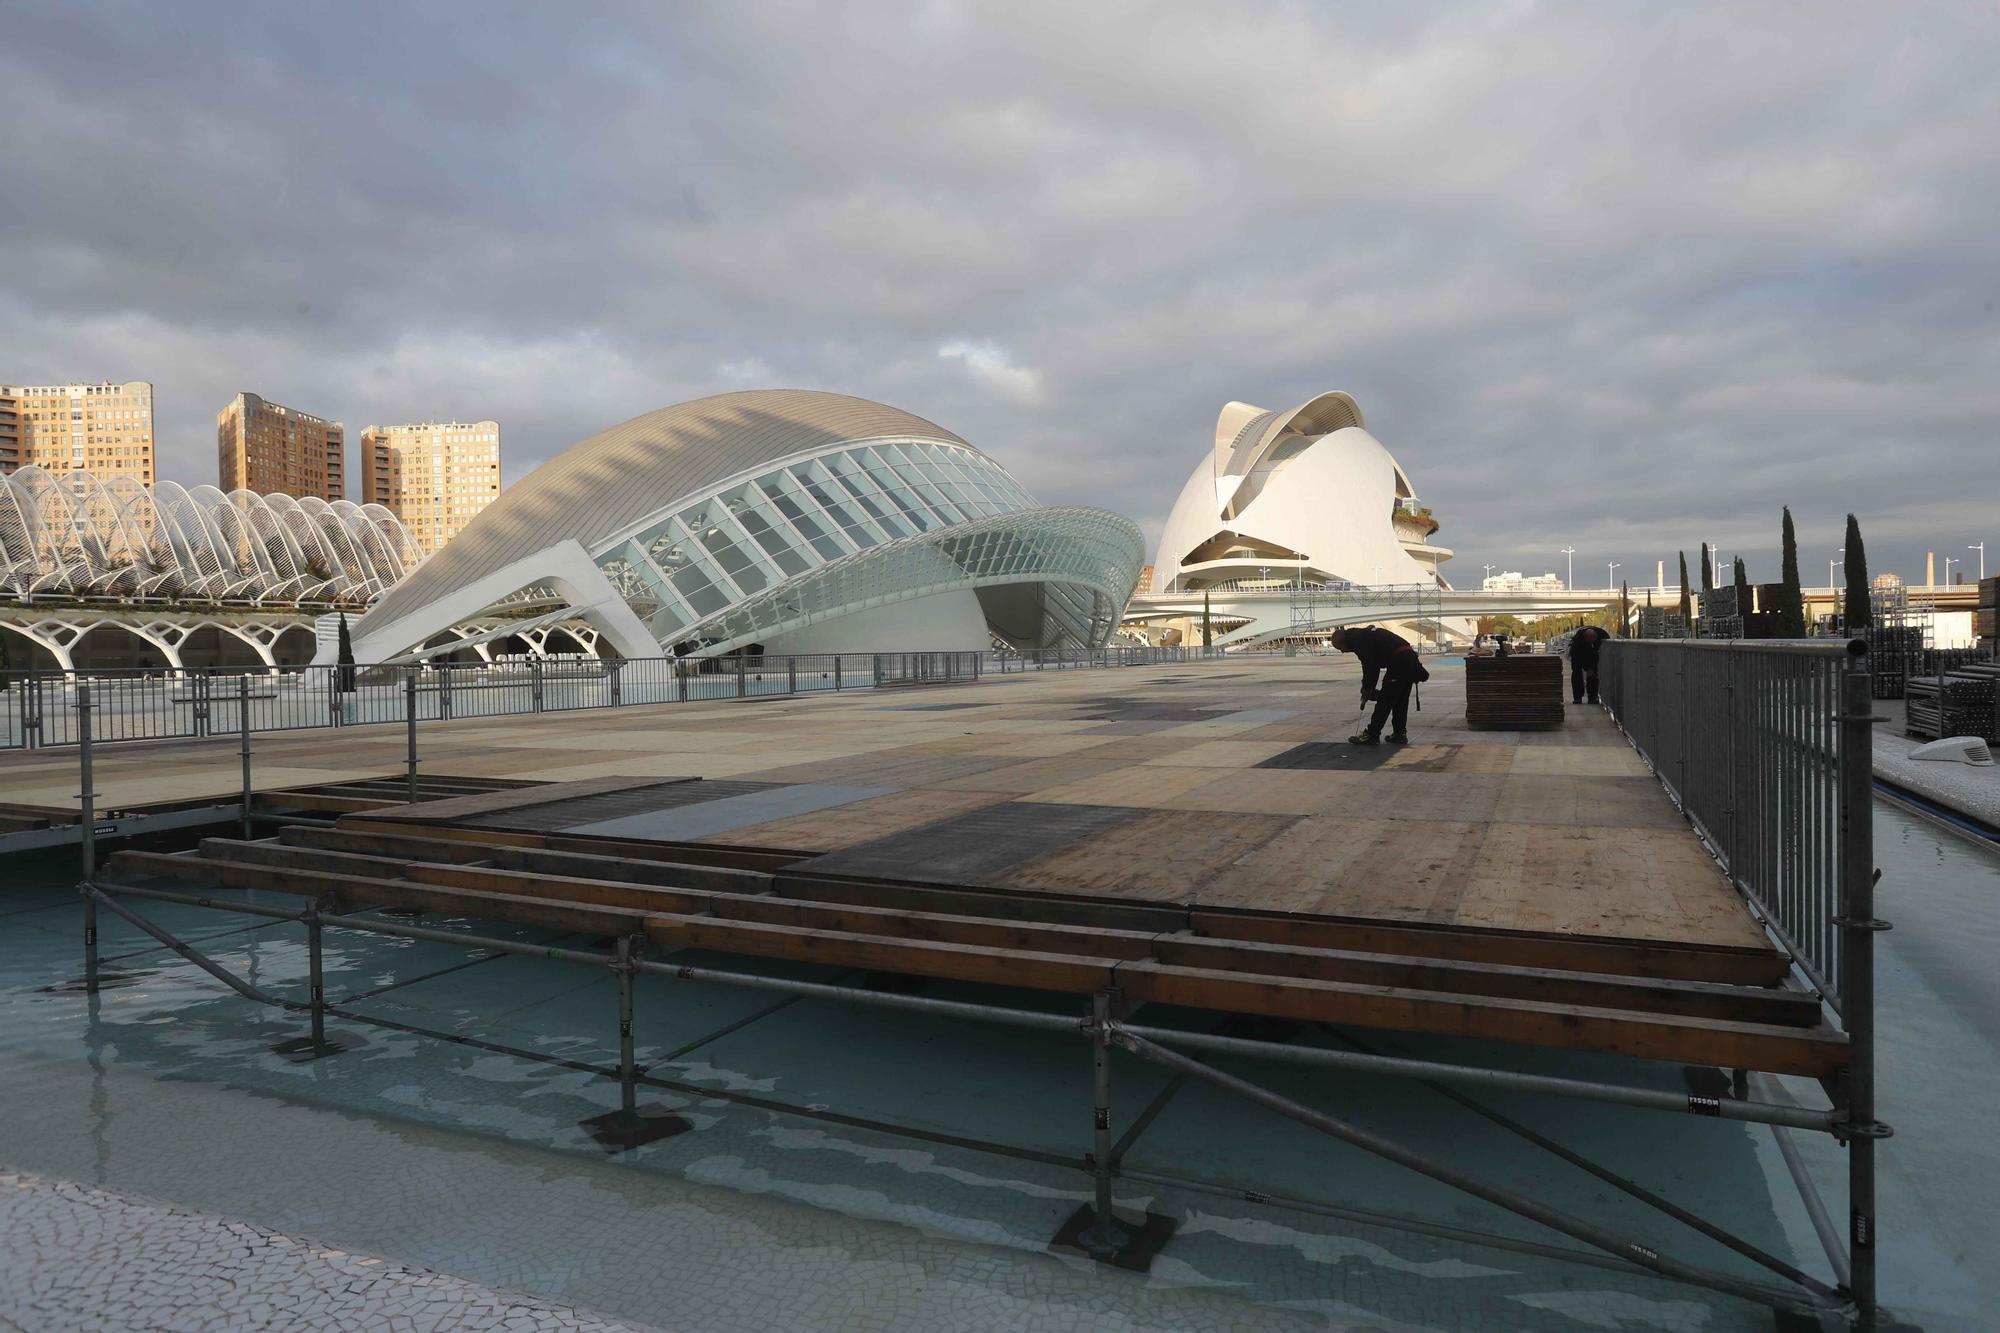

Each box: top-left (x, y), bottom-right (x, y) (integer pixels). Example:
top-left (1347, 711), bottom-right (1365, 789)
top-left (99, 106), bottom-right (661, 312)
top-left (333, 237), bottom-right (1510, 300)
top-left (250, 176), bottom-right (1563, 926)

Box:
top-left (1330, 625), bottom-right (1430, 744)
top-left (1568, 625), bottom-right (1612, 704)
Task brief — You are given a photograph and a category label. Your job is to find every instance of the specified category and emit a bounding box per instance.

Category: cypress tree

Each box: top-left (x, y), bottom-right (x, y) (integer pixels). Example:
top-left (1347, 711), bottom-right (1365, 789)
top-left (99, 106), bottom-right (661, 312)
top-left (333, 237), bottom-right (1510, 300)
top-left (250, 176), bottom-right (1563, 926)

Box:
top-left (1700, 542), bottom-right (1714, 595)
top-left (1733, 557), bottom-right (1750, 621)
top-left (336, 611), bottom-right (357, 692)
top-left (1677, 551), bottom-right (1692, 623)
top-left (1619, 581), bottom-right (1630, 637)
top-left (1776, 507), bottom-right (1807, 636)
top-left (1843, 514), bottom-right (1871, 630)
top-left (1200, 590), bottom-right (1212, 649)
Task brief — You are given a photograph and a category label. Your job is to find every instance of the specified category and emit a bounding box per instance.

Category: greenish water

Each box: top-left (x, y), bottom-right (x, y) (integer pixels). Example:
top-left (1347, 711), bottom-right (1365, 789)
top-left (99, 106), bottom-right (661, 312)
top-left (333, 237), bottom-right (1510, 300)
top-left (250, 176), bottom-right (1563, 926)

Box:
top-left (0, 804), bottom-right (1993, 1330)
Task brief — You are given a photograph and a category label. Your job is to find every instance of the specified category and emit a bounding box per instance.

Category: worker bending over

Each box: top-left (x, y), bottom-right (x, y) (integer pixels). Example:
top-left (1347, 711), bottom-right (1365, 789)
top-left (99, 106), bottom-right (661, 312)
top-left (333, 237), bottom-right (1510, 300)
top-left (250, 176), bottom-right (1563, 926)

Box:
top-left (1330, 625), bottom-right (1430, 745)
top-left (1569, 624), bottom-right (1612, 704)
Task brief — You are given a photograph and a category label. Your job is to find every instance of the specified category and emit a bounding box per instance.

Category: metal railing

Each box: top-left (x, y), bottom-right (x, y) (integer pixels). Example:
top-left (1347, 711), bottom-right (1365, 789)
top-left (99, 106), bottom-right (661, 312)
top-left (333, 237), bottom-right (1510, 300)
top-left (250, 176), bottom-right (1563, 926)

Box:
top-left (1598, 636), bottom-right (1883, 1321)
top-left (1598, 639), bottom-right (1873, 1015)
top-left (984, 645), bottom-right (1225, 673)
top-left (0, 645), bottom-right (1243, 749)
top-left (3, 651), bottom-right (976, 749)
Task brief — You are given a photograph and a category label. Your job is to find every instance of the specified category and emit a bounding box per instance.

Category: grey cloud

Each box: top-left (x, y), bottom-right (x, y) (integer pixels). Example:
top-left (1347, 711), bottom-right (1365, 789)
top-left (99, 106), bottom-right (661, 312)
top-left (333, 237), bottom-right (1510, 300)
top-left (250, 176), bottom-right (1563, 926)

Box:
top-left (2, 1), bottom-right (1995, 588)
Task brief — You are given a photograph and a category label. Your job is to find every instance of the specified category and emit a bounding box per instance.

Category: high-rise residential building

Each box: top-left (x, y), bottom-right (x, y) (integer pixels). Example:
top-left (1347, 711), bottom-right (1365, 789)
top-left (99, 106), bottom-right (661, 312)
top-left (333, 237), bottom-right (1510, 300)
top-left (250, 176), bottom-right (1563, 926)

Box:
top-left (360, 419), bottom-right (501, 552)
top-left (0, 388), bottom-right (20, 474)
top-left (0, 380), bottom-right (154, 481)
top-left (217, 391), bottom-right (345, 499)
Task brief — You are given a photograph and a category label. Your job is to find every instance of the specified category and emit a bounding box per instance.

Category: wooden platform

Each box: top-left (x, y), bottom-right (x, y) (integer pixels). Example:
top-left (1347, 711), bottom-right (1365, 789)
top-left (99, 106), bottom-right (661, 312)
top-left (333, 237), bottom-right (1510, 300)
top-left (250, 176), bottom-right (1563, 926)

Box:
top-left (86, 658), bottom-right (1845, 1078)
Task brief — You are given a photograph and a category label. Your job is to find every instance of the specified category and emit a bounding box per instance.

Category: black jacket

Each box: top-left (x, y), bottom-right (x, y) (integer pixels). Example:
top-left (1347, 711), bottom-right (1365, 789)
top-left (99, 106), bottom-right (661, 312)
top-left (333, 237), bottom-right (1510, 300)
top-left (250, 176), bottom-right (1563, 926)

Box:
top-left (1344, 626), bottom-right (1423, 692)
top-left (1569, 626), bottom-right (1611, 667)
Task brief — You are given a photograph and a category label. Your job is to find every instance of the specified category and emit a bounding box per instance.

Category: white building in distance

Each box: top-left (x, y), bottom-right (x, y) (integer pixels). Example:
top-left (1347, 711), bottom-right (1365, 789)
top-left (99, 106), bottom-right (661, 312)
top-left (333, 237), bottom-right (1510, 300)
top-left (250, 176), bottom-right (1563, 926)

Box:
top-left (1482, 571), bottom-right (1564, 592)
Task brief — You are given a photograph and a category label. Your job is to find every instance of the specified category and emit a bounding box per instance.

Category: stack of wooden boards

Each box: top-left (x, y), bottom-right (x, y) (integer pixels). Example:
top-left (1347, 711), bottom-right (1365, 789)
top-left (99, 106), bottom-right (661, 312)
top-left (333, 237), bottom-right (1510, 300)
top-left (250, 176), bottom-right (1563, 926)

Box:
top-left (1465, 655), bottom-right (1565, 730)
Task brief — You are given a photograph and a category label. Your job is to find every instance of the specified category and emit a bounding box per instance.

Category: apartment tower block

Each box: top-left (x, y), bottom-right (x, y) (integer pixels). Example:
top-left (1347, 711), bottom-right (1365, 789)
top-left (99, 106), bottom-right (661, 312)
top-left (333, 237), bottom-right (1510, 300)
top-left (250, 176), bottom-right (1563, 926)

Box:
top-left (217, 392), bottom-right (345, 499)
top-left (0, 380), bottom-right (154, 480)
top-left (361, 420), bottom-right (501, 553)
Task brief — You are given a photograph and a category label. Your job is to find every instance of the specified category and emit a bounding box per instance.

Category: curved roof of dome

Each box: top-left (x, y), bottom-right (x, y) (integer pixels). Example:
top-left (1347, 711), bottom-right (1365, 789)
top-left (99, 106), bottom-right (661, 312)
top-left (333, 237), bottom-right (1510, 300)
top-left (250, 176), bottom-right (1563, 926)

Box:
top-left (366, 389), bottom-right (974, 627)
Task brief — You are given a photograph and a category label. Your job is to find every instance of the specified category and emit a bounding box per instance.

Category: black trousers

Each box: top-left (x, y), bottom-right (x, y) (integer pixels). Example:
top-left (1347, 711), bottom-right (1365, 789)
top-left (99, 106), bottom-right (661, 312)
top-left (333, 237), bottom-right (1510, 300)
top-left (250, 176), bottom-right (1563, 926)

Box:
top-left (1368, 674), bottom-right (1413, 736)
top-left (1571, 661), bottom-right (1599, 703)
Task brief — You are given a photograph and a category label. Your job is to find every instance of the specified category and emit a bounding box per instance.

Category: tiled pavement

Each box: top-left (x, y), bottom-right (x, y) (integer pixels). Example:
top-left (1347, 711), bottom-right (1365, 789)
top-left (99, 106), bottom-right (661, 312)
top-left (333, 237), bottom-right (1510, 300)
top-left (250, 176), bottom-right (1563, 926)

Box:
top-left (0, 1169), bottom-right (655, 1332)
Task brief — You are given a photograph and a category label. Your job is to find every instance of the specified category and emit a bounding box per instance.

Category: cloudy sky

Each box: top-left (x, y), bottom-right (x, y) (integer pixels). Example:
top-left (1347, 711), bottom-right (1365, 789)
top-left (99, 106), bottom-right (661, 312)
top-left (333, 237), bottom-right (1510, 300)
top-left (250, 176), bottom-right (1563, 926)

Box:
top-left (4, 2), bottom-right (1996, 590)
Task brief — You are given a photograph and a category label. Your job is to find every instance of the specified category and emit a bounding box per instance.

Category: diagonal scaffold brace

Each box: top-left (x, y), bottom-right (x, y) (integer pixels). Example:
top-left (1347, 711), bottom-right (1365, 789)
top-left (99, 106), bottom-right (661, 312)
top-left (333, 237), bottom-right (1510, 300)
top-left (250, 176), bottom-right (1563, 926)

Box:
top-left (1106, 1025), bottom-right (1842, 1320)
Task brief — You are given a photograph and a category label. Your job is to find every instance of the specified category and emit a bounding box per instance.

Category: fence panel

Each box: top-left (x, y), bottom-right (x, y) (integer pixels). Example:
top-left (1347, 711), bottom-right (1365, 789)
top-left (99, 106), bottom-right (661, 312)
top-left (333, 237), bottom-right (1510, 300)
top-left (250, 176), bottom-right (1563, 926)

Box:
top-left (1599, 638), bottom-right (1870, 1012)
top-left (1, 643), bottom-right (1229, 751)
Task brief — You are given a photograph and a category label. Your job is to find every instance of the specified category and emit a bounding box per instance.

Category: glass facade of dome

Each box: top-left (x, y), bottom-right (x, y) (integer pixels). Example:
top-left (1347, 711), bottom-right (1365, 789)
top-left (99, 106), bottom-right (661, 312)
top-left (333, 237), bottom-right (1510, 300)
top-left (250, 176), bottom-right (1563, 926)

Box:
top-left (589, 438), bottom-right (1045, 646)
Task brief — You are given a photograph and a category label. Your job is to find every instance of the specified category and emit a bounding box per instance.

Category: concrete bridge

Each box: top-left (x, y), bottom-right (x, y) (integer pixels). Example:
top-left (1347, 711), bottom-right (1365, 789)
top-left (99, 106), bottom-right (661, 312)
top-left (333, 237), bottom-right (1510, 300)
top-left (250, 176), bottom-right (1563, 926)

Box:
top-left (1123, 583), bottom-right (1622, 648)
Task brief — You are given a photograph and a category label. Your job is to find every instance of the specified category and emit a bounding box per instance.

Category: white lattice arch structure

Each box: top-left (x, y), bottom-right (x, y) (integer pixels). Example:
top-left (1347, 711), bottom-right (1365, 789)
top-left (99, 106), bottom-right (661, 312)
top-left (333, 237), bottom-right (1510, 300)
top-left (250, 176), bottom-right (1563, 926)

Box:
top-left (0, 466), bottom-right (420, 606)
top-left (0, 609), bottom-right (321, 672)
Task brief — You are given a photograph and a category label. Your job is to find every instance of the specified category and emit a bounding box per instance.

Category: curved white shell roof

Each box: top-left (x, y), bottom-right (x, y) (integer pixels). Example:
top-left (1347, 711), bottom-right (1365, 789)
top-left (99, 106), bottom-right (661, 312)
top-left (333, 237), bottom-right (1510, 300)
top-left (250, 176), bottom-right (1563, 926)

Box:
top-left (365, 390), bottom-right (972, 631)
top-left (349, 389), bottom-right (1144, 661)
top-left (1155, 392), bottom-right (1437, 591)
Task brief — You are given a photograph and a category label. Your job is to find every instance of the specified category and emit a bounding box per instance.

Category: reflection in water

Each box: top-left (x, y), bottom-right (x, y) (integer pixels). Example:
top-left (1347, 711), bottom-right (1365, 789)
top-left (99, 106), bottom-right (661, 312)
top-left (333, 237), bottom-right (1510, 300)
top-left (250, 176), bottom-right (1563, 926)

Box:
top-left (4, 818), bottom-right (1995, 1329)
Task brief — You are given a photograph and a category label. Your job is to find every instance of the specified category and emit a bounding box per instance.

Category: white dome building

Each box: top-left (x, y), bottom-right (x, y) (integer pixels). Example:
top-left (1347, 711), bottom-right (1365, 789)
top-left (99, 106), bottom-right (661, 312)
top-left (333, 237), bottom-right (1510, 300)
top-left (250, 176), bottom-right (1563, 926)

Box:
top-left (1154, 391), bottom-right (1451, 595)
top-left (335, 390), bottom-right (1144, 664)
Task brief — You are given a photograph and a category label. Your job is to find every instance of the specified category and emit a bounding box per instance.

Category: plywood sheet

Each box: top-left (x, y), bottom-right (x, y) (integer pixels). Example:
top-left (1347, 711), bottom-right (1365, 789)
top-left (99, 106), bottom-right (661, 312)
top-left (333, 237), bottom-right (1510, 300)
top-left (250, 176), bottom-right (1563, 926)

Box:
top-left (998, 809), bottom-right (1302, 903)
top-left (1201, 815), bottom-right (1491, 918)
top-left (1509, 746), bottom-right (1651, 777)
top-left (1018, 763), bottom-right (1224, 809)
top-left (805, 800), bottom-right (1142, 886)
top-left (721, 789), bottom-right (1012, 851)
top-left (1171, 768), bottom-right (1366, 816)
top-left (1140, 739), bottom-right (1299, 769)
top-left (1451, 824), bottom-right (1768, 947)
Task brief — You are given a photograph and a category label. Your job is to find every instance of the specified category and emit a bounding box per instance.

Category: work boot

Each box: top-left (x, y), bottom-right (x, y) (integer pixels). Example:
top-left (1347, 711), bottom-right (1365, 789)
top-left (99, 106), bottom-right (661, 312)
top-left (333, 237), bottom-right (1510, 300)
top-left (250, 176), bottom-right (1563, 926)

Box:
top-left (1347, 731), bottom-right (1379, 745)
top-left (1386, 732), bottom-right (1409, 744)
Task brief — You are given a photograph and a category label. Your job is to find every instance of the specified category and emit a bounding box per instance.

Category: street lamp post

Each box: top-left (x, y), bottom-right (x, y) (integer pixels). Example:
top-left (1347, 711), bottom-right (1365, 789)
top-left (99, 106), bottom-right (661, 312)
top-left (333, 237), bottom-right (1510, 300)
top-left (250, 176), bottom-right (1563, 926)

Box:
top-left (1608, 561), bottom-right (1620, 590)
top-left (1972, 542), bottom-right (1986, 582)
top-left (1560, 545), bottom-right (1575, 590)
top-left (1830, 556), bottom-right (1841, 592)
top-left (1945, 556), bottom-right (1958, 587)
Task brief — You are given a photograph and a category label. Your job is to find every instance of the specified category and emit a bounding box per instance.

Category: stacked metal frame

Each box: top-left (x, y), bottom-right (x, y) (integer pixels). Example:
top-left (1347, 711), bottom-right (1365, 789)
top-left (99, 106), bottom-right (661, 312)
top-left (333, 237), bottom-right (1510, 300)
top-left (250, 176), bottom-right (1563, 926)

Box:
top-left (0, 466), bottom-right (419, 606)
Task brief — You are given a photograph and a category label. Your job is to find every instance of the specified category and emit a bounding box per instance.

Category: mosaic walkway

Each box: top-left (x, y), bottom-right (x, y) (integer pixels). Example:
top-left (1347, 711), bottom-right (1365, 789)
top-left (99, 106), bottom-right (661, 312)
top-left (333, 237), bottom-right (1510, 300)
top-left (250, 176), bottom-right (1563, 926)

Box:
top-left (0, 1168), bottom-right (650, 1331)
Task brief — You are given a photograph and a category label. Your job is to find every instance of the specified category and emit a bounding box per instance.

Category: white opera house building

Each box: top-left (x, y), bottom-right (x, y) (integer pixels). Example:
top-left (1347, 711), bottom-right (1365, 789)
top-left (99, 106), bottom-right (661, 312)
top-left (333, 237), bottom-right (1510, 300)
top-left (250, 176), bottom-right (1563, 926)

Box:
top-left (333, 390), bottom-right (1146, 665)
top-left (1138, 391), bottom-right (1456, 645)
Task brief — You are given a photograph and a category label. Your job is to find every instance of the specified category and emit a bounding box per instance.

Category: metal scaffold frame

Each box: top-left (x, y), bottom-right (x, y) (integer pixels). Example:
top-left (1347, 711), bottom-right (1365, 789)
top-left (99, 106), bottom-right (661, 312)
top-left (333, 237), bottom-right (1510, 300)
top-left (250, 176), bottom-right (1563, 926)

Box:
top-left (53, 644), bottom-right (1890, 1327)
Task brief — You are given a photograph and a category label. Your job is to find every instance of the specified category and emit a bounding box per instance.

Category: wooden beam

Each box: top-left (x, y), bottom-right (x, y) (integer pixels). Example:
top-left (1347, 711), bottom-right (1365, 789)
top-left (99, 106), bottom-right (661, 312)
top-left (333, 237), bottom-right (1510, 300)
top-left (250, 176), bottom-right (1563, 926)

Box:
top-left (284, 825), bottom-right (775, 894)
top-left (1115, 961), bottom-right (1848, 1077)
top-left (402, 861), bottom-right (1163, 959)
top-left (254, 790), bottom-right (402, 814)
top-left (340, 817), bottom-right (550, 848)
top-left (645, 914), bottom-right (1119, 994)
top-left (278, 825), bottom-right (503, 864)
top-left (354, 775), bottom-right (699, 825)
top-left (1151, 935), bottom-right (1820, 1027)
top-left (1188, 910), bottom-right (1791, 987)
top-left (776, 871), bottom-right (1189, 934)
top-left (102, 850), bottom-right (646, 937)
top-left (336, 817), bottom-right (811, 870)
